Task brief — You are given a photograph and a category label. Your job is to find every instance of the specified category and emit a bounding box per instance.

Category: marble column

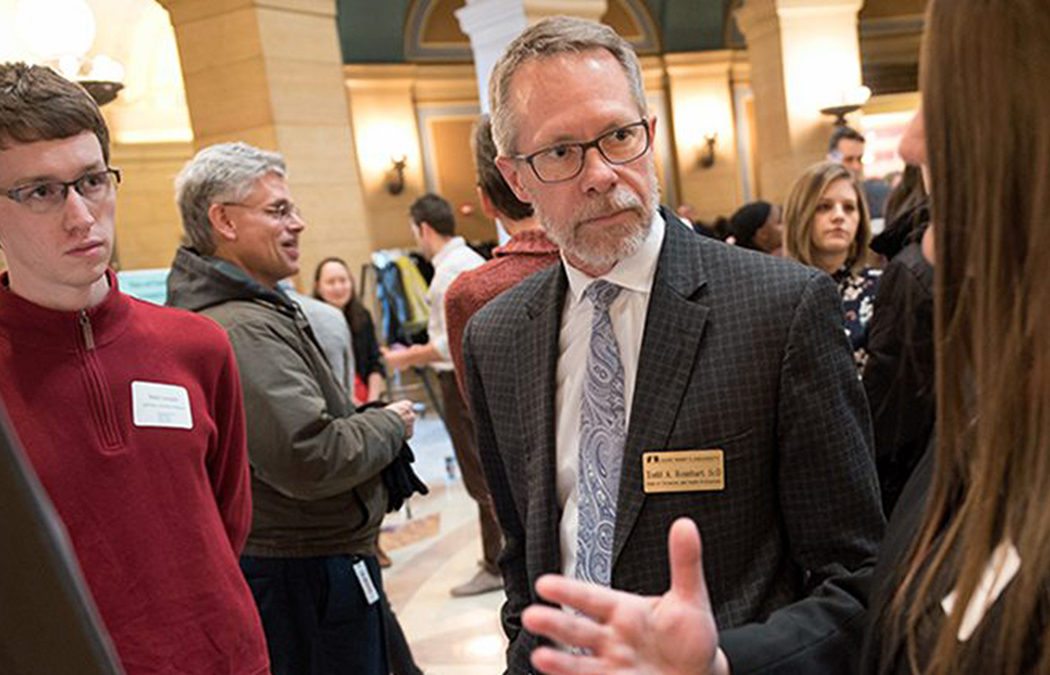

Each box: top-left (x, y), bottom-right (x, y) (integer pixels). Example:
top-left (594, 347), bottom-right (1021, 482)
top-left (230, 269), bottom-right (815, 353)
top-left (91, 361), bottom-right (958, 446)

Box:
top-left (156, 0), bottom-right (374, 286)
top-left (736, 0), bottom-right (865, 202)
top-left (455, 0), bottom-right (608, 110)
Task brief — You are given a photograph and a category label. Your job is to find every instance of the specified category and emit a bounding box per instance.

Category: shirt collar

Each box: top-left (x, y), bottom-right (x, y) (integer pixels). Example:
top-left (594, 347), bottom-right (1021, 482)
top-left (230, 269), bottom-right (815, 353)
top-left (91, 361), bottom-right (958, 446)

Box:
top-left (494, 229), bottom-right (558, 258)
top-left (431, 236), bottom-right (467, 267)
top-left (564, 209), bottom-right (665, 303)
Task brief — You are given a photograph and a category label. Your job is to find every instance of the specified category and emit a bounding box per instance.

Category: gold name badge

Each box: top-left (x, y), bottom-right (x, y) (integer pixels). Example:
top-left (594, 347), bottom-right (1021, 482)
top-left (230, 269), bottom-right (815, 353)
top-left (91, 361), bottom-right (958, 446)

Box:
top-left (642, 449), bottom-right (724, 493)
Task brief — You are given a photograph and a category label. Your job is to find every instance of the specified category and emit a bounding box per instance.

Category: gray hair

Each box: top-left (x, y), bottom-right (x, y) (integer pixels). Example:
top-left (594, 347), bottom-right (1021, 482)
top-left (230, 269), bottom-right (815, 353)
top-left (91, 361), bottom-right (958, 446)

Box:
top-left (174, 141), bottom-right (286, 255)
top-left (488, 16), bottom-right (647, 156)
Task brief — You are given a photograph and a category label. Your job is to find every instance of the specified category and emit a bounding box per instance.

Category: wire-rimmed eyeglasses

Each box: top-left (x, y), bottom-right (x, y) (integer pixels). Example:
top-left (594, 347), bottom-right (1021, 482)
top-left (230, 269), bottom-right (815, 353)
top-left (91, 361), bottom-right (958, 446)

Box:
top-left (220, 199), bottom-right (303, 224)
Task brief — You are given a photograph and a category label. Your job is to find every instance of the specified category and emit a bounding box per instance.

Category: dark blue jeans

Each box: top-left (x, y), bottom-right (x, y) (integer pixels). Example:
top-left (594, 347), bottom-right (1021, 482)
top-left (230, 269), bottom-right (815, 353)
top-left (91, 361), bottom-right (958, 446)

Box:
top-left (240, 554), bottom-right (388, 675)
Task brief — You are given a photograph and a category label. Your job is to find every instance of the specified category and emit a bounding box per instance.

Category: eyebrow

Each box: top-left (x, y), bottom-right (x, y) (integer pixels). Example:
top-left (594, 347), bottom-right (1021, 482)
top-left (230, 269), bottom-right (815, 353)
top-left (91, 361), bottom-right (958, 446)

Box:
top-left (534, 119), bottom-right (641, 149)
top-left (11, 162), bottom-right (107, 188)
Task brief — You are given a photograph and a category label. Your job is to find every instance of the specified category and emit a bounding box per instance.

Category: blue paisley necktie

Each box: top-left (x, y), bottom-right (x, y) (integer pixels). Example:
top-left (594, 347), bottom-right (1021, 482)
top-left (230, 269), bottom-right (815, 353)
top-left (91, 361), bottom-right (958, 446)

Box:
top-left (574, 279), bottom-right (625, 586)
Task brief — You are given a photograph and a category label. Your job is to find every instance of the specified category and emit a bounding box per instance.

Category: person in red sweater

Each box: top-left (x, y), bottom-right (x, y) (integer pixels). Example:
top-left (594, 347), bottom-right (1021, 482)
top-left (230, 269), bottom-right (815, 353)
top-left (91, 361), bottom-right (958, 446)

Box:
top-left (446, 114), bottom-right (560, 399)
top-left (0, 62), bottom-right (268, 674)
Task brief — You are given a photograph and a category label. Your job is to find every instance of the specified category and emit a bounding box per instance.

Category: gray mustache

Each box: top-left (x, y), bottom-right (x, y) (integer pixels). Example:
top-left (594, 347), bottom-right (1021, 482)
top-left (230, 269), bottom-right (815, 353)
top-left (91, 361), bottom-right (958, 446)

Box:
top-left (576, 188), bottom-right (644, 222)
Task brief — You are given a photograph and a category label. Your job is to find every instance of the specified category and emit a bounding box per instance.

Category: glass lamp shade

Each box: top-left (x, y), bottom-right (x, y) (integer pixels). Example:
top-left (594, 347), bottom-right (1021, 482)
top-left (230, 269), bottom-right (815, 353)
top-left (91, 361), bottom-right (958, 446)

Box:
top-left (85, 54), bottom-right (125, 83)
top-left (15, 0), bottom-right (96, 63)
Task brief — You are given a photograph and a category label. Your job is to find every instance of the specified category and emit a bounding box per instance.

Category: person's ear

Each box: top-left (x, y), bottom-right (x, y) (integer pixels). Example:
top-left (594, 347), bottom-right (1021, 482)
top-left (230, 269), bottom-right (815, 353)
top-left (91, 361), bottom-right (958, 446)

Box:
top-left (207, 203), bottom-right (237, 242)
top-left (496, 156), bottom-right (533, 204)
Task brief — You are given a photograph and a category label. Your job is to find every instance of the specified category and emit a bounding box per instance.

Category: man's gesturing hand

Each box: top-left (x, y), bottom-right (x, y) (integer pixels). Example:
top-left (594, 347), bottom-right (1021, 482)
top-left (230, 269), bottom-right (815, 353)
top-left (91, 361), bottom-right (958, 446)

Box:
top-left (521, 518), bottom-right (730, 675)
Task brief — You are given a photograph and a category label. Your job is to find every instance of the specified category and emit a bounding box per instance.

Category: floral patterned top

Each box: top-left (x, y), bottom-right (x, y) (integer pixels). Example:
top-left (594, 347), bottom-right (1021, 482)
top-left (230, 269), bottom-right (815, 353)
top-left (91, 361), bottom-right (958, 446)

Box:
top-left (833, 266), bottom-right (882, 372)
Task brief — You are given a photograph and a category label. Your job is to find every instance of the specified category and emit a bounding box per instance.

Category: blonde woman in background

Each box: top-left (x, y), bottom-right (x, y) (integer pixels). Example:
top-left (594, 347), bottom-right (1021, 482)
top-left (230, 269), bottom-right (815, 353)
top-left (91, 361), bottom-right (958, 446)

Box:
top-left (784, 161), bottom-right (881, 371)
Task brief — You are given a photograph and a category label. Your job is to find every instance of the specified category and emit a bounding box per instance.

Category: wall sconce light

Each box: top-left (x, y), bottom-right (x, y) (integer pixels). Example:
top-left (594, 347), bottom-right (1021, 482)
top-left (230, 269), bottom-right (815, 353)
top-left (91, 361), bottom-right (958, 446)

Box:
top-left (820, 85), bottom-right (872, 126)
top-left (699, 133), bottom-right (718, 169)
top-left (386, 155), bottom-right (407, 195)
top-left (820, 103), bottom-right (861, 127)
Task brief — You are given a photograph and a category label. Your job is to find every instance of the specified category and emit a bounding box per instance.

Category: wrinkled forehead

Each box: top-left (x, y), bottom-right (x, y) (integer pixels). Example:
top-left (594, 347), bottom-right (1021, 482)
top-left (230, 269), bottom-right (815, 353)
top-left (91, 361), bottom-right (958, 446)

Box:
top-left (509, 49), bottom-right (630, 102)
top-left (505, 50), bottom-right (640, 146)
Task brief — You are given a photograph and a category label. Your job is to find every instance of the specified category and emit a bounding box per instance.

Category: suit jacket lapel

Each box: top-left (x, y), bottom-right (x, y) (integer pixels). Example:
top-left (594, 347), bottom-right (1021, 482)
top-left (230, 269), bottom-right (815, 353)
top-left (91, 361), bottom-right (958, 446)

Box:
top-left (612, 218), bottom-right (710, 568)
top-left (516, 265), bottom-right (567, 578)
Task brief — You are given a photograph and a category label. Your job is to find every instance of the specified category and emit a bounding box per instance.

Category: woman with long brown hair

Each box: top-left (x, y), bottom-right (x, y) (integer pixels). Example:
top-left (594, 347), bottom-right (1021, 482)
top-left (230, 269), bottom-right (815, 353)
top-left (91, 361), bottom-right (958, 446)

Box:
top-left (864, 0), bottom-right (1050, 672)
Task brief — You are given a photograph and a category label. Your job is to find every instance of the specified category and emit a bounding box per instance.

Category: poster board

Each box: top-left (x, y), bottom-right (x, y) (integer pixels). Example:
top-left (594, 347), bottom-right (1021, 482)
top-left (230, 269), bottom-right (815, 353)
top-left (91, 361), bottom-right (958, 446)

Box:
top-left (0, 401), bottom-right (123, 674)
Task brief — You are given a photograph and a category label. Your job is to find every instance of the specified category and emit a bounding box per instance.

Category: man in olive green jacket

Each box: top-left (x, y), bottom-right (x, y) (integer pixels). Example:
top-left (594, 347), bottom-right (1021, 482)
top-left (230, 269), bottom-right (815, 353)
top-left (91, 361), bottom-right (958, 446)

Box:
top-left (166, 141), bottom-right (415, 675)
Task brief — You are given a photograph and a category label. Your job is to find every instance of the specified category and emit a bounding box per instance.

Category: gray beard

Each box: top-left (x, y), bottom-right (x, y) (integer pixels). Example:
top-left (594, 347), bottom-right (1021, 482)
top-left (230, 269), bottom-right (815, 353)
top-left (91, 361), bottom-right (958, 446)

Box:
top-left (539, 170), bottom-right (660, 272)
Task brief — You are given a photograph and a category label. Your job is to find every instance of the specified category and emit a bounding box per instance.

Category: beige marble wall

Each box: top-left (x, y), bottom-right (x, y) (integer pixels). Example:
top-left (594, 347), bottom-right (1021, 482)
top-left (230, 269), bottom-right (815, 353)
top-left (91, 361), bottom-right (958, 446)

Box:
top-left (665, 51), bottom-right (746, 221)
top-left (413, 65), bottom-right (492, 243)
top-left (110, 141), bottom-right (195, 270)
top-left (345, 63), bottom-right (495, 250)
top-left (344, 65), bottom-right (427, 252)
top-left (158, 0), bottom-right (374, 291)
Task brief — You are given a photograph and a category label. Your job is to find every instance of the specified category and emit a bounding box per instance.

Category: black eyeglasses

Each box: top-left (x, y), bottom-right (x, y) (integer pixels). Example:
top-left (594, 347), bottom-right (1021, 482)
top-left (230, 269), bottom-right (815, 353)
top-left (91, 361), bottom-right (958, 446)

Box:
top-left (2, 168), bottom-right (121, 214)
top-left (514, 119), bottom-right (651, 183)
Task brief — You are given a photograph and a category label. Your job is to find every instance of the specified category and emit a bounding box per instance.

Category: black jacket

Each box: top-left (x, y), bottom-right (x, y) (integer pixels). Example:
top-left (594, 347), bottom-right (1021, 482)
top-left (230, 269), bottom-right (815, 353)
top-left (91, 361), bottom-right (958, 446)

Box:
top-left (863, 242), bottom-right (935, 516)
top-left (859, 444), bottom-right (932, 673)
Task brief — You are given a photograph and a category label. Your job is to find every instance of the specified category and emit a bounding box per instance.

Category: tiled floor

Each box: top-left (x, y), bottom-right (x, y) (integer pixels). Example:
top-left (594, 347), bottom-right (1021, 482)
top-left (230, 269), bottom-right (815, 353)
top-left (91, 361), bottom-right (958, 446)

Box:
top-left (380, 413), bottom-right (507, 674)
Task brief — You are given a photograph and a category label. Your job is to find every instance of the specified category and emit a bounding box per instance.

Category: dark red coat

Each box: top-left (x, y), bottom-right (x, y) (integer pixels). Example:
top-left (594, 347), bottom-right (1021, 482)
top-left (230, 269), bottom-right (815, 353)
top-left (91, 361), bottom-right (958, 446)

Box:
top-left (445, 229), bottom-right (560, 398)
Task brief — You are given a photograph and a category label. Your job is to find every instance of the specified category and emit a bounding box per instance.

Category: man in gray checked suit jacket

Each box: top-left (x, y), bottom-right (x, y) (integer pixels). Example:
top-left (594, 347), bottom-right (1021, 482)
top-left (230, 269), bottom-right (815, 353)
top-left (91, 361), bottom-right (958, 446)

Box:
top-left (461, 16), bottom-right (885, 675)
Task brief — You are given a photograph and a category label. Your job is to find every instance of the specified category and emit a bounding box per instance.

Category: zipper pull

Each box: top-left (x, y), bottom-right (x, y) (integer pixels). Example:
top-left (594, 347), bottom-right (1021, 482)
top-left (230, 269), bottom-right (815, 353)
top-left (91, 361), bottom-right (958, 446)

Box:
top-left (79, 310), bottom-right (95, 350)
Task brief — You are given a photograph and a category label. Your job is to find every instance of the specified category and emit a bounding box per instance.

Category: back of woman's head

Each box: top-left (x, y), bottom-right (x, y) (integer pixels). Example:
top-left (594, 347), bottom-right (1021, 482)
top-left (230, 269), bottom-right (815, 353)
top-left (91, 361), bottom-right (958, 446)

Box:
top-left (782, 160), bottom-right (871, 272)
top-left (872, 165), bottom-right (929, 259)
top-left (895, 1), bottom-right (1050, 672)
top-left (883, 164), bottom-right (927, 227)
top-left (728, 201), bottom-right (772, 250)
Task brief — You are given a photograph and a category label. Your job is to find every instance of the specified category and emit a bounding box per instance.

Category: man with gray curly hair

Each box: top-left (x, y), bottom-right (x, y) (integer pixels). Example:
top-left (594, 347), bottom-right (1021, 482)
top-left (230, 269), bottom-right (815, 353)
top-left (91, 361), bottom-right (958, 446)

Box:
top-left (166, 141), bottom-right (416, 675)
top-left (462, 16), bottom-right (884, 675)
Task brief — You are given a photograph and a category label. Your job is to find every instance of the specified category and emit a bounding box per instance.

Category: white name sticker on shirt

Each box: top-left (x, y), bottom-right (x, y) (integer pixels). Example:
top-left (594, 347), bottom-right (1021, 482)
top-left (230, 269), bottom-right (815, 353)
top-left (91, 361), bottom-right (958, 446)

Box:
top-left (941, 540), bottom-right (1021, 642)
top-left (131, 381), bottom-right (193, 430)
top-left (353, 560), bottom-right (380, 605)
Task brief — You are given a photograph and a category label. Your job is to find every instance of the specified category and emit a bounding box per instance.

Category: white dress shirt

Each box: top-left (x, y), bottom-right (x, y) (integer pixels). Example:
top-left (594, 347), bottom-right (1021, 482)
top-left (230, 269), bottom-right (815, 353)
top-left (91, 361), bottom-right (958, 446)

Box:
top-left (556, 212), bottom-right (666, 577)
top-left (427, 236), bottom-right (485, 372)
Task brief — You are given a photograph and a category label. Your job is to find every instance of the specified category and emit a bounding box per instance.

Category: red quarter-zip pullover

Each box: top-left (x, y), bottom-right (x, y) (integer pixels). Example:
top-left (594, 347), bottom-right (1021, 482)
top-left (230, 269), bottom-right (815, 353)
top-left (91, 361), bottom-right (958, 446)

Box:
top-left (0, 271), bottom-right (268, 674)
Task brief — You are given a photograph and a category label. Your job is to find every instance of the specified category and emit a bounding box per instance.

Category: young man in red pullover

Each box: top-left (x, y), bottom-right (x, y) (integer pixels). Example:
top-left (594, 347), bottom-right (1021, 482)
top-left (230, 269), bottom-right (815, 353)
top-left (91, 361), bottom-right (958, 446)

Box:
top-left (0, 63), bottom-right (269, 674)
